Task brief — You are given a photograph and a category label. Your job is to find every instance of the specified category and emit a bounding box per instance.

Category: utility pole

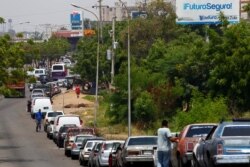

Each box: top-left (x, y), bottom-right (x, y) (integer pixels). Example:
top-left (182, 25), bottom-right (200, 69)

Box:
top-left (111, 17), bottom-right (116, 85)
top-left (92, 0), bottom-right (109, 43)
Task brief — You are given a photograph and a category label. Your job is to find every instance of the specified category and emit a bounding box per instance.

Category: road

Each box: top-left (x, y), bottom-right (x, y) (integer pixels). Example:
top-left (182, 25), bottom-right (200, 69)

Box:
top-left (0, 94), bottom-right (80, 167)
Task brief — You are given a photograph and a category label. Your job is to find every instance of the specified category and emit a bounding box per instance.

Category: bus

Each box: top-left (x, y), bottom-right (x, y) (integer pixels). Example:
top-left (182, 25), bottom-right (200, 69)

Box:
top-left (51, 63), bottom-right (67, 81)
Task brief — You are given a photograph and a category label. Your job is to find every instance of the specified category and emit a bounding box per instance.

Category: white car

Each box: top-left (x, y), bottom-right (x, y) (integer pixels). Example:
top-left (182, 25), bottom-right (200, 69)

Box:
top-left (31, 88), bottom-right (45, 96)
top-left (43, 110), bottom-right (64, 132)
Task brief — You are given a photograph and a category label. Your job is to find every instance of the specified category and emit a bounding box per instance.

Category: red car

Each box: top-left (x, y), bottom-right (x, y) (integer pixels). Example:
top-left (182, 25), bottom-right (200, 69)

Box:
top-left (175, 123), bottom-right (217, 167)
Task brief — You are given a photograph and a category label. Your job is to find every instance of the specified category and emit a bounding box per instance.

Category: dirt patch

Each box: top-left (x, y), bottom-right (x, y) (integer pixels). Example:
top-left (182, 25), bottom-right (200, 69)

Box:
top-left (51, 89), bottom-right (128, 140)
top-left (52, 89), bottom-right (94, 115)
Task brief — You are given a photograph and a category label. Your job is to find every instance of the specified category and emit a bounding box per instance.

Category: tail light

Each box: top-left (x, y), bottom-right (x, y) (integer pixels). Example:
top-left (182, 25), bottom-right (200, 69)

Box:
top-left (217, 143), bottom-right (223, 155)
top-left (186, 142), bottom-right (194, 152)
top-left (46, 119), bottom-right (48, 123)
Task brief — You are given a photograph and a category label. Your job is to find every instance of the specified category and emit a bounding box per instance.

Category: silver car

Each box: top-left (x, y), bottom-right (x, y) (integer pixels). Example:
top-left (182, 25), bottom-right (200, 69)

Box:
top-left (95, 140), bottom-right (124, 167)
top-left (79, 138), bottom-right (105, 166)
top-left (71, 134), bottom-right (94, 159)
top-left (119, 136), bottom-right (157, 167)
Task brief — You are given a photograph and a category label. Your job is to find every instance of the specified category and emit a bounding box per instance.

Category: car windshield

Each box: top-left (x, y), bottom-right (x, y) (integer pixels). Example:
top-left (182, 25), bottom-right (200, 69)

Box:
top-left (222, 125), bottom-right (250, 136)
top-left (128, 137), bottom-right (157, 146)
top-left (186, 125), bottom-right (215, 137)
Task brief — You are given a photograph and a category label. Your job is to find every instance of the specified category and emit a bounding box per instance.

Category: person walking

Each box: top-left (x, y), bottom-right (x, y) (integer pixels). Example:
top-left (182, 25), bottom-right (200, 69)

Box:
top-left (35, 109), bottom-right (43, 132)
top-left (75, 84), bottom-right (80, 98)
top-left (157, 120), bottom-right (179, 167)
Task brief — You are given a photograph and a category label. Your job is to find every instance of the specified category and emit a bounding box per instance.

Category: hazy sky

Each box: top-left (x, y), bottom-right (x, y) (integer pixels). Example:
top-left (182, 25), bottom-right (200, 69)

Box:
top-left (0, 0), bottom-right (137, 32)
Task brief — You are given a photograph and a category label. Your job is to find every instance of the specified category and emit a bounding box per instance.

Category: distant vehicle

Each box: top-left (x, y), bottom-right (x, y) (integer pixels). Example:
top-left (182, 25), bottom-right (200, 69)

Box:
top-left (63, 58), bottom-right (72, 67)
top-left (4, 80), bottom-right (25, 98)
top-left (51, 63), bottom-right (67, 81)
top-left (31, 97), bottom-right (53, 119)
top-left (192, 119), bottom-right (250, 167)
top-left (64, 127), bottom-right (95, 157)
top-left (57, 79), bottom-right (67, 87)
top-left (71, 134), bottom-right (94, 159)
top-left (56, 124), bottom-right (78, 148)
top-left (119, 136), bottom-right (158, 167)
top-left (175, 123), bottom-right (217, 167)
top-left (52, 115), bottom-right (83, 145)
top-left (27, 68), bottom-right (47, 78)
top-left (39, 74), bottom-right (50, 84)
top-left (31, 88), bottom-right (45, 96)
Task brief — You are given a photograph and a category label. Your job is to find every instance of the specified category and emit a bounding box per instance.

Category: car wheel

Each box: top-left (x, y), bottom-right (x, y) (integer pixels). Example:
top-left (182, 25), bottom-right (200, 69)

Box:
top-left (65, 150), bottom-right (70, 157)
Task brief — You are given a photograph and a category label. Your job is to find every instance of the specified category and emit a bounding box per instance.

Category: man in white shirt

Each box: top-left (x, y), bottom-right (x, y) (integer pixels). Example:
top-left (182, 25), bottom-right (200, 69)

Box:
top-left (157, 120), bottom-right (178, 167)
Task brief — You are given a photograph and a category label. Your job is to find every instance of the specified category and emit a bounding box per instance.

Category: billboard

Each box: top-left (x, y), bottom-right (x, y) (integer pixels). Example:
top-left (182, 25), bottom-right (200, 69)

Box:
top-left (176, 0), bottom-right (240, 24)
top-left (70, 11), bottom-right (82, 30)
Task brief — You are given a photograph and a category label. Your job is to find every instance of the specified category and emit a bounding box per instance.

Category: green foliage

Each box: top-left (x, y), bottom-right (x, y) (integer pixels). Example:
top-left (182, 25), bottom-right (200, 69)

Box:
top-left (172, 90), bottom-right (229, 131)
top-left (134, 91), bottom-right (156, 129)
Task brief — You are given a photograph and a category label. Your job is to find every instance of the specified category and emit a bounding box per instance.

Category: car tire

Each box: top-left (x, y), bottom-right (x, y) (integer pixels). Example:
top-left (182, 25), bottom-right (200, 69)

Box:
top-left (79, 158), bottom-right (83, 166)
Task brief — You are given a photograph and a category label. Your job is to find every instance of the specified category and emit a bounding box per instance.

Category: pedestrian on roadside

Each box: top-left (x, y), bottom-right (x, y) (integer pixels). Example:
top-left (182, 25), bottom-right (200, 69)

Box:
top-left (157, 120), bottom-right (179, 167)
top-left (75, 84), bottom-right (80, 98)
top-left (35, 109), bottom-right (43, 132)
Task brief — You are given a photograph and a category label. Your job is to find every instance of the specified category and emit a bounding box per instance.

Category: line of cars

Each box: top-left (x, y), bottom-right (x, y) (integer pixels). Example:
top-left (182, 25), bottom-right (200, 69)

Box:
top-left (27, 87), bottom-right (250, 167)
top-left (168, 119), bottom-right (250, 167)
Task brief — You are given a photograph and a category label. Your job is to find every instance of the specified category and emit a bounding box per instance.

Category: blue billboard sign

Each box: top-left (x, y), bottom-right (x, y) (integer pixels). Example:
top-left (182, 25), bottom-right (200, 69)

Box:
top-left (70, 11), bottom-right (82, 30)
top-left (176, 0), bottom-right (240, 24)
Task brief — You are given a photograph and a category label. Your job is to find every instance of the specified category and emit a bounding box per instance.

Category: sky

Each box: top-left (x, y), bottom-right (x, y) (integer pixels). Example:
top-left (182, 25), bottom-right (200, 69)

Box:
top-left (0, 0), bottom-right (137, 32)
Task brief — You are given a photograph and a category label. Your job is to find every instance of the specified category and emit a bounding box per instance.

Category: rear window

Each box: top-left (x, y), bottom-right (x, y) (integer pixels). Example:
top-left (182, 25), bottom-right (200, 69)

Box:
top-left (86, 142), bottom-right (94, 148)
top-left (186, 125), bottom-right (215, 137)
top-left (48, 112), bottom-right (63, 117)
top-left (76, 136), bottom-right (86, 142)
top-left (103, 143), bottom-right (113, 150)
top-left (222, 126), bottom-right (250, 136)
top-left (128, 137), bottom-right (157, 146)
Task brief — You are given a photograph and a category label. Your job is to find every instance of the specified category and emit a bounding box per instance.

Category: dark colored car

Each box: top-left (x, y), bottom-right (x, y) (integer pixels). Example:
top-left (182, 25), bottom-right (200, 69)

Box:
top-left (192, 119), bottom-right (250, 167)
top-left (39, 74), bottom-right (50, 84)
top-left (57, 124), bottom-right (77, 148)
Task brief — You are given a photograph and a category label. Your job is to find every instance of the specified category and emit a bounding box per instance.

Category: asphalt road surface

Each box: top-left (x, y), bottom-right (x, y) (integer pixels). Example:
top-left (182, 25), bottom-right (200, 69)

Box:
top-left (0, 93), bottom-right (80, 167)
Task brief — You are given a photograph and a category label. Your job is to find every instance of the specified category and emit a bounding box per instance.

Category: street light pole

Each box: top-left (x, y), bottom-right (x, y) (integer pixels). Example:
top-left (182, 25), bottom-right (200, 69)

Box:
top-left (71, 4), bottom-right (100, 128)
top-left (111, 16), bottom-right (116, 85)
top-left (119, 0), bottom-right (131, 137)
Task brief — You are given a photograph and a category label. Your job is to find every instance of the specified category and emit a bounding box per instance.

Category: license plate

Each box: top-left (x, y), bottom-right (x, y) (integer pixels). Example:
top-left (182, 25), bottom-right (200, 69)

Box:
top-left (44, 107), bottom-right (49, 109)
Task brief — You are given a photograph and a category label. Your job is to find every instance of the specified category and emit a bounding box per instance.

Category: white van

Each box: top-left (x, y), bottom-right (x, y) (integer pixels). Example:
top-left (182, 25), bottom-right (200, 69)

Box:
top-left (52, 115), bottom-right (82, 141)
top-left (27, 68), bottom-right (47, 78)
top-left (31, 97), bottom-right (53, 119)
